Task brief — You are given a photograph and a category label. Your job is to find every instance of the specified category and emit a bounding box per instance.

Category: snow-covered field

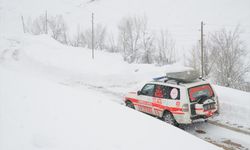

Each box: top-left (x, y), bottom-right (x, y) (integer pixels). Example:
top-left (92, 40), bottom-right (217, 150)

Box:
top-left (1, 34), bottom-right (250, 149)
top-left (1, 0), bottom-right (250, 149)
top-left (213, 86), bottom-right (250, 128)
top-left (0, 35), bottom-right (223, 150)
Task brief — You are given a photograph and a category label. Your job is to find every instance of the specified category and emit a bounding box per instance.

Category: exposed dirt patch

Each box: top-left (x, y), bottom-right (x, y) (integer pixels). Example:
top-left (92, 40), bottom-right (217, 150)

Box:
top-left (237, 126), bottom-right (243, 128)
top-left (195, 129), bottom-right (206, 134)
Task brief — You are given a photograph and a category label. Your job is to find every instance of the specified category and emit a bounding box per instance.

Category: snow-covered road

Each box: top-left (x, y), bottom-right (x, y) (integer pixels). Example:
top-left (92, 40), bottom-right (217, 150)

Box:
top-left (63, 79), bottom-right (250, 150)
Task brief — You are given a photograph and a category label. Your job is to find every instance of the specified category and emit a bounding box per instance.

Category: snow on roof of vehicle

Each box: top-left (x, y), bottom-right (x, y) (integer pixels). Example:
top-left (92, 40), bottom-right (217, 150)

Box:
top-left (153, 70), bottom-right (201, 85)
top-left (166, 70), bottom-right (200, 82)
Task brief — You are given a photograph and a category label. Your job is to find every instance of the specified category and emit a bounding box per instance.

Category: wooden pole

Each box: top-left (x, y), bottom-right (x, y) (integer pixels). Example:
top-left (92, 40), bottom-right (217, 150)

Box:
top-left (45, 11), bottom-right (48, 34)
top-left (92, 13), bottom-right (94, 59)
top-left (21, 15), bottom-right (26, 33)
top-left (201, 21), bottom-right (204, 77)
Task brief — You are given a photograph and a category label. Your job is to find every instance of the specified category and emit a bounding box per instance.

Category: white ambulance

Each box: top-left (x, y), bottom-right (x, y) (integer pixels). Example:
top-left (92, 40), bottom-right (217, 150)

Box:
top-left (124, 71), bottom-right (219, 126)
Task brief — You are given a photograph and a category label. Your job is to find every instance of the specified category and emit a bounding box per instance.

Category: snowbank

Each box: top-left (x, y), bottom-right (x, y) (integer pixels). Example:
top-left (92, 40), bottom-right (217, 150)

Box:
top-left (0, 66), bottom-right (220, 150)
top-left (1, 34), bottom-right (249, 129)
top-left (213, 85), bottom-right (250, 127)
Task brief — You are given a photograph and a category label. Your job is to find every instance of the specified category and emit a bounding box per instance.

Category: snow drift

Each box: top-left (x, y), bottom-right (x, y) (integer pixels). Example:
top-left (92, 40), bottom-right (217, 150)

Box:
top-left (0, 61), bottom-right (220, 150)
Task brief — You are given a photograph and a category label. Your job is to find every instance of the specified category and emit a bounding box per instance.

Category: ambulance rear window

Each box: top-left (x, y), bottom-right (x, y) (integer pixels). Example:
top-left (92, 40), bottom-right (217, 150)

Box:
top-left (188, 84), bottom-right (214, 102)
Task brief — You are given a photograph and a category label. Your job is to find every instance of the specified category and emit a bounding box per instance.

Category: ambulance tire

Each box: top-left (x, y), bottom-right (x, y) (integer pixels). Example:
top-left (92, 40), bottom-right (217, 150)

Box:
top-left (126, 101), bottom-right (135, 109)
top-left (162, 111), bottom-right (179, 126)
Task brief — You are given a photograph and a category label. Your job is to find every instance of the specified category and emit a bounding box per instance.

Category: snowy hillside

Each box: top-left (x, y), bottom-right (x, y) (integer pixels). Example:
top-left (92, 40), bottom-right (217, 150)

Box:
top-left (1, 0), bottom-right (250, 52)
top-left (1, 34), bottom-right (250, 149)
top-left (0, 35), bottom-right (223, 150)
top-left (1, 34), bottom-right (250, 128)
top-left (1, 0), bottom-right (250, 149)
top-left (1, 69), bottom-right (222, 150)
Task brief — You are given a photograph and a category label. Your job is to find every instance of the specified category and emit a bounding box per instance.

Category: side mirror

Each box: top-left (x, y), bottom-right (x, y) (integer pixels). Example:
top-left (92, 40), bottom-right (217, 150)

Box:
top-left (137, 91), bottom-right (141, 95)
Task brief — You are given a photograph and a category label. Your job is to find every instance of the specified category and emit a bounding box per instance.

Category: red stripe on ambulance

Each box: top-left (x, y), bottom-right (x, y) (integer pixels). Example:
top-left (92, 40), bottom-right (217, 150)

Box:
top-left (126, 97), bottom-right (184, 115)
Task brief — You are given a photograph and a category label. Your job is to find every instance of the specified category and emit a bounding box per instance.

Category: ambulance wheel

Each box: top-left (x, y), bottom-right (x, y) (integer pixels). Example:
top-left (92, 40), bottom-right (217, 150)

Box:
top-left (126, 101), bottom-right (135, 109)
top-left (163, 111), bottom-right (178, 126)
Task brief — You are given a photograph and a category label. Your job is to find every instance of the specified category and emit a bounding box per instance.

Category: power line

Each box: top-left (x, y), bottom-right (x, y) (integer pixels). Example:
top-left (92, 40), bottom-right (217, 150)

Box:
top-left (206, 23), bottom-right (250, 28)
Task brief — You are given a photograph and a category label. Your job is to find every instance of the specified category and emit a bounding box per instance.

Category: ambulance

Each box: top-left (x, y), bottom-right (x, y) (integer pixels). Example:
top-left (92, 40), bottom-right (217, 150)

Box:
top-left (124, 70), bottom-right (219, 126)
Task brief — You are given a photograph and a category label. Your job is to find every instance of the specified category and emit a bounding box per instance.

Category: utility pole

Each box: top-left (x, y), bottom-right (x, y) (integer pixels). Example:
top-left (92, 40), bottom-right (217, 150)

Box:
top-left (21, 15), bottom-right (26, 33)
top-left (45, 11), bottom-right (48, 34)
top-left (91, 13), bottom-right (94, 59)
top-left (201, 21), bottom-right (204, 77)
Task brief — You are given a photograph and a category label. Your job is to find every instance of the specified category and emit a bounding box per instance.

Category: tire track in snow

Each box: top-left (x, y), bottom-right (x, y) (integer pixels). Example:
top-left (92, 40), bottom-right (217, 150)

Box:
top-left (63, 80), bottom-right (250, 135)
top-left (208, 120), bottom-right (250, 136)
top-left (60, 81), bottom-right (126, 105)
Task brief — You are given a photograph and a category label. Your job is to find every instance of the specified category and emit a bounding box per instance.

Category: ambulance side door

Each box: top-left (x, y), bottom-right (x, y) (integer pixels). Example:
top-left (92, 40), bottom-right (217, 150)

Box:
top-left (136, 84), bottom-right (155, 115)
top-left (152, 84), bottom-right (166, 117)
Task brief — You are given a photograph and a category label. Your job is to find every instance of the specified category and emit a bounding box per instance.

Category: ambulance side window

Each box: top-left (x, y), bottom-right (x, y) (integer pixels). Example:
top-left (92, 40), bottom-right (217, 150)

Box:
top-left (169, 87), bottom-right (180, 100)
top-left (164, 86), bottom-right (180, 100)
top-left (154, 85), bottom-right (164, 98)
top-left (140, 84), bottom-right (155, 97)
top-left (154, 85), bottom-right (168, 98)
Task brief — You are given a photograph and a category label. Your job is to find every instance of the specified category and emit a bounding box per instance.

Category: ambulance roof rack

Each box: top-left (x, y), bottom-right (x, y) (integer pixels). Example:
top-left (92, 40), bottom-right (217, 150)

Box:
top-left (152, 76), bottom-right (184, 85)
top-left (152, 70), bottom-right (201, 85)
